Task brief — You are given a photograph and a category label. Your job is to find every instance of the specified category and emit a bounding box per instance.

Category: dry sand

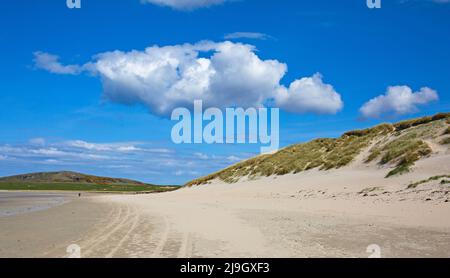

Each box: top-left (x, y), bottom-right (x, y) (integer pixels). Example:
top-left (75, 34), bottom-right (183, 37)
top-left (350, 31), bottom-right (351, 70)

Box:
top-left (1, 154), bottom-right (449, 258)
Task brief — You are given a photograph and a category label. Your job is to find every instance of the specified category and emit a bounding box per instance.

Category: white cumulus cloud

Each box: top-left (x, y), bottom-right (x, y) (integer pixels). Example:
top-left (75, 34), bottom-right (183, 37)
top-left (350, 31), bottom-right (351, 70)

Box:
top-left (360, 86), bottom-right (439, 119)
top-left (275, 73), bottom-right (343, 114)
top-left (34, 41), bottom-right (344, 117)
top-left (93, 41), bottom-right (287, 115)
top-left (141, 0), bottom-right (226, 10)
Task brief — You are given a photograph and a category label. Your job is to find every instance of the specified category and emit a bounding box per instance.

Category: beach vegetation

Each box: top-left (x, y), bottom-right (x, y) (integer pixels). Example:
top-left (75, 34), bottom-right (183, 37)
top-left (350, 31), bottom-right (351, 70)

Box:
top-left (186, 113), bottom-right (449, 186)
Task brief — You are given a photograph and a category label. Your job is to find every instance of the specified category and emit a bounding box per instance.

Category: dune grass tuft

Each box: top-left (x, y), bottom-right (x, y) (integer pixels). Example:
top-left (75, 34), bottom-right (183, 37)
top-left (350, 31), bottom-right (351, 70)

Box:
top-left (407, 175), bottom-right (450, 189)
top-left (366, 132), bottom-right (432, 177)
top-left (393, 113), bottom-right (450, 132)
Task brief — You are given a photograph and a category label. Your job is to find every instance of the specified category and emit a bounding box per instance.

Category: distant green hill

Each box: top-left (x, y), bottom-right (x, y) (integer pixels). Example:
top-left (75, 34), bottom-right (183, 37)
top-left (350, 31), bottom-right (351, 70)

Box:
top-left (0, 171), bottom-right (178, 192)
top-left (187, 112), bottom-right (450, 186)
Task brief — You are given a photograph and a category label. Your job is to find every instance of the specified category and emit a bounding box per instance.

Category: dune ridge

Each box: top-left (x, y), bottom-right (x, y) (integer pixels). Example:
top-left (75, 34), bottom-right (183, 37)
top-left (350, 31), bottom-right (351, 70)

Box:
top-left (187, 112), bottom-right (450, 186)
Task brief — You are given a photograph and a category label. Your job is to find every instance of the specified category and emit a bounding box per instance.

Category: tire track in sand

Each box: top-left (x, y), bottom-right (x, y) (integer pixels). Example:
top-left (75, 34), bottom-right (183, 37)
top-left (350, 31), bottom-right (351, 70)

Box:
top-left (178, 232), bottom-right (193, 258)
top-left (41, 201), bottom-right (121, 258)
top-left (82, 203), bottom-right (132, 257)
top-left (104, 207), bottom-right (140, 258)
top-left (151, 216), bottom-right (170, 258)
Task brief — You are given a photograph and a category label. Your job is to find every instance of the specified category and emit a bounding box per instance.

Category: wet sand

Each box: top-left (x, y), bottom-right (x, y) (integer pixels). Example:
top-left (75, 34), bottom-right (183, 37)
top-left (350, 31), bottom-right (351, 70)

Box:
top-left (0, 193), bottom-right (111, 258)
top-left (0, 192), bottom-right (75, 217)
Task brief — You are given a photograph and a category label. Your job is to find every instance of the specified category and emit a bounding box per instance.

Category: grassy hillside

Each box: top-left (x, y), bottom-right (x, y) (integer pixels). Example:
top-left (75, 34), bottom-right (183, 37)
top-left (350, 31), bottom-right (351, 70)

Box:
top-left (0, 171), bottom-right (178, 192)
top-left (187, 112), bottom-right (450, 186)
top-left (0, 171), bottom-right (145, 185)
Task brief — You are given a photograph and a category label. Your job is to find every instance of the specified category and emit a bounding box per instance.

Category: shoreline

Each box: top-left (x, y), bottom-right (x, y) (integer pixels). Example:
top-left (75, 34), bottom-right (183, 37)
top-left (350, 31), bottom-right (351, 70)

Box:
top-left (0, 195), bottom-right (113, 258)
top-left (0, 191), bottom-right (76, 217)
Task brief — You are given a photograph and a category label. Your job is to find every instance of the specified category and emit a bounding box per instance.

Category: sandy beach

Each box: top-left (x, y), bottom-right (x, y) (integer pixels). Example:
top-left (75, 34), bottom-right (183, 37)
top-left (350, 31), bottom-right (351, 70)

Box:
top-left (0, 193), bottom-right (112, 258)
top-left (1, 153), bottom-right (449, 258)
top-left (92, 168), bottom-right (450, 258)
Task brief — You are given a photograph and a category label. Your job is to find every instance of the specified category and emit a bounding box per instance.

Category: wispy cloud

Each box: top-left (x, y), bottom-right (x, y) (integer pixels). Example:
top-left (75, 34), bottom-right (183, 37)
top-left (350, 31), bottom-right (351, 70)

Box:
top-left (64, 140), bottom-right (144, 152)
top-left (224, 32), bottom-right (272, 40)
top-left (194, 152), bottom-right (209, 160)
top-left (29, 137), bottom-right (46, 146)
top-left (0, 145), bottom-right (111, 161)
top-left (175, 170), bottom-right (200, 176)
top-left (141, 0), bottom-right (228, 10)
top-left (226, 155), bottom-right (241, 162)
top-left (33, 52), bottom-right (82, 75)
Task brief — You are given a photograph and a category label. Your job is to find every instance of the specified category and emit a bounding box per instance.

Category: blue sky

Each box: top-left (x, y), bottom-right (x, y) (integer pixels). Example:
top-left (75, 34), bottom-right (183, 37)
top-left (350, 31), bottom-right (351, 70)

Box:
top-left (0, 0), bottom-right (449, 184)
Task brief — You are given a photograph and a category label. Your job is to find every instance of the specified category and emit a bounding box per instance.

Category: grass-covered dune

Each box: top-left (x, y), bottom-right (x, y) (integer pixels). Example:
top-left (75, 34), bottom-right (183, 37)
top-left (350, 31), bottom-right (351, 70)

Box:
top-left (187, 112), bottom-right (450, 186)
top-left (0, 171), bottom-right (178, 192)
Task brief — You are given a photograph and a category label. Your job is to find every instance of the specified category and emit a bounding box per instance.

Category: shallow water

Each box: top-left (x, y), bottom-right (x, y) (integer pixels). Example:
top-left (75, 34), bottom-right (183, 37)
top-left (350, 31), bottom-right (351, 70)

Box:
top-left (0, 192), bottom-right (74, 217)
